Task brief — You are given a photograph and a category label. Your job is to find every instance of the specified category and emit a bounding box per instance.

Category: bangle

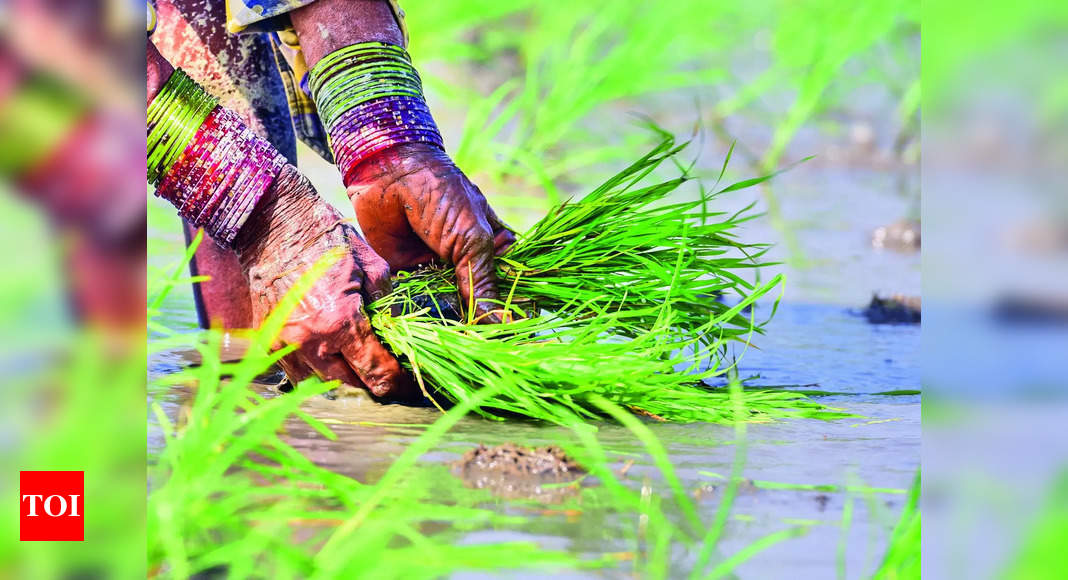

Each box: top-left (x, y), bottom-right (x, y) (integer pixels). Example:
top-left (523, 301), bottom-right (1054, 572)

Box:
top-left (154, 105), bottom-right (286, 247)
top-left (147, 68), bottom-right (217, 185)
top-left (329, 95), bottom-right (443, 184)
top-left (308, 42), bottom-right (443, 183)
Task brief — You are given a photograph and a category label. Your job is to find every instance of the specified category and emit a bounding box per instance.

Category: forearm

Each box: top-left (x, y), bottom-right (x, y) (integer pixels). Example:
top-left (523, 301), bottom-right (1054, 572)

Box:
top-left (231, 164), bottom-right (323, 266)
top-left (290, 0), bottom-right (404, 66)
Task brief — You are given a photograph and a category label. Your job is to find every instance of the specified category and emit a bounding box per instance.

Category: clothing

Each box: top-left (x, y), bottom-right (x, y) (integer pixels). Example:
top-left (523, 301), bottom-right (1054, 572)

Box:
top-left (226, 0), bottom-right (408, 162)
top-left (150, 0), bottom-right (407, 163)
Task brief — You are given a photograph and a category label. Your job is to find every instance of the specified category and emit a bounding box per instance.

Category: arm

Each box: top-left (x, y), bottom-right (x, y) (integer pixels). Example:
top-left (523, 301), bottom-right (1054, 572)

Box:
top-left (148, 40), bottom-right (413, 398)
top-left (290, 0), bottom-right (515, 322)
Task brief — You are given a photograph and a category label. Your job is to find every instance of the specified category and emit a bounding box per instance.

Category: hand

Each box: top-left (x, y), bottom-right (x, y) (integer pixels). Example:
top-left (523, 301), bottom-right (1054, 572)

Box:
top-left (233, 164), bottom-right (414, 399)
top-left (346, 143), bottom-right (515, 322)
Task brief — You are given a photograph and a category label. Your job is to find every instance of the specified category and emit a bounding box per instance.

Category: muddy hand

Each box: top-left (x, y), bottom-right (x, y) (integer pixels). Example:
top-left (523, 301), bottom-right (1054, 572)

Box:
top-left (345, 143), bottom-right (515, 322)
top-left (233, 164), bottom-right (415, 399)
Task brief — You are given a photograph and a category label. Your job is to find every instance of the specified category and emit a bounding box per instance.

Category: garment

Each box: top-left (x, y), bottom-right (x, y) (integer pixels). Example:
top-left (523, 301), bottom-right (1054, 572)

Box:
top-left (150, 0), bottom-right (407, 164)
top-left (226, 0), bottom-right (408, 162)
top-left (149, 0), bottom-right (298, 162)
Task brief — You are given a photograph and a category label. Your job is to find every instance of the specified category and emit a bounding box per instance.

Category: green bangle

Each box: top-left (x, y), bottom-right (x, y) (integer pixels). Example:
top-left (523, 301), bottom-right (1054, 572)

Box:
top-left (308, 42), bottom-right (426, 130)
top-left (307, 42), bottom-right (444, 185)
top-left (147, 68), bottom-right (218, 185)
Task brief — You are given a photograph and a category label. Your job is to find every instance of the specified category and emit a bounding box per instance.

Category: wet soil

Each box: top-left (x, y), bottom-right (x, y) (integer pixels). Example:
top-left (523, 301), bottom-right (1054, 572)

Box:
top-left (450, 443), bottom-right (587, 501)
top-left (862, 293), bottom-right (921, 324)
top-left (454, 443), bottom-right (585, 478)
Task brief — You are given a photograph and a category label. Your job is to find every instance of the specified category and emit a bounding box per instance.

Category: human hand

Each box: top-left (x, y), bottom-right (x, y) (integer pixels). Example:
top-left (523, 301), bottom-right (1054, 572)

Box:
top-left (233, 164), bottom-right (414, 399)
top-left (345, 143), bottom-right (515, 322)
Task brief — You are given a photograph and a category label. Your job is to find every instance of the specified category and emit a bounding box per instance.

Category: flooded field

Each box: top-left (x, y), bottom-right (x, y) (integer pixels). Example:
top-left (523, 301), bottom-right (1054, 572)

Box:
top-left (147, 3), bottom-right (920, 575)
top-left (151, 300), bottom-right (917, 577)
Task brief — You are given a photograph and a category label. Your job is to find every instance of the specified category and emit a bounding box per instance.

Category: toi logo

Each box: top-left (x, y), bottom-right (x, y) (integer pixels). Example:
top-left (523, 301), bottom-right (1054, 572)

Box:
top-left (20, 471), bottom-right (84, 541)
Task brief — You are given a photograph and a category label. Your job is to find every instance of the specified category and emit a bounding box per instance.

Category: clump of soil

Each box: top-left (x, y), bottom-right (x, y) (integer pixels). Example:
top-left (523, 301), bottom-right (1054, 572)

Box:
top-left (456, 443), bottom-right (585, 477)
top-left (451, 443), bottom-right (586, 502)
top-left (863, 294), bottom-right (921, 324)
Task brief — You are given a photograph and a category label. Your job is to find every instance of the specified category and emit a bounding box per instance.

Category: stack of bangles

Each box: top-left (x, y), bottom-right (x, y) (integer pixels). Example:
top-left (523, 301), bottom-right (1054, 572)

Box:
top-left (147, 68), bottom-right (286, 247)
top-left (308, 42), bottom-right (444, 184)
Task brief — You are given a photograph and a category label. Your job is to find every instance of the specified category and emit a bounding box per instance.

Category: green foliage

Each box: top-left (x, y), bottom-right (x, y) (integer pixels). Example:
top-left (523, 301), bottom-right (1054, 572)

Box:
top-left (403, 0), bottom-right (919, 232)
top-left (871, 471), bottom-right (921, 579)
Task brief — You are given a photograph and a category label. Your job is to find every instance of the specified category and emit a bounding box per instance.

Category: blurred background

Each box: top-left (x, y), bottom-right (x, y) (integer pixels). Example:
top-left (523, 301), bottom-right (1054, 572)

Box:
top-left (1, 0), bottom-right (1066, 577)
top-left (0, 0), bottom-right (146, 577)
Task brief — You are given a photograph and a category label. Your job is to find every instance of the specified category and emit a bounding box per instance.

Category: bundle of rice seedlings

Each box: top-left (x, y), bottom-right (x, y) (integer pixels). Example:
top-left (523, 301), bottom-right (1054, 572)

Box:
top-left (370, 134), bottom-right (845, 424)
top-left (378, 135), bottom-right (769, 344)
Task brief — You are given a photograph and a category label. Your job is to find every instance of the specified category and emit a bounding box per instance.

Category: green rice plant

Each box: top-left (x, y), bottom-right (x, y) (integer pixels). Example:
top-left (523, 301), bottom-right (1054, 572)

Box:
top-left (368, 135), bottom-right (849, 424)
top-left (379, 135), bottom-right (774, 341)
top-left (145, 244), bottom-right (809, 577)
top-left (375, 302), bottom-right (843, 424)
top-left (148, 248), bottom-right (597, 578)
top-left (871, 470), bottom-right (921, 579)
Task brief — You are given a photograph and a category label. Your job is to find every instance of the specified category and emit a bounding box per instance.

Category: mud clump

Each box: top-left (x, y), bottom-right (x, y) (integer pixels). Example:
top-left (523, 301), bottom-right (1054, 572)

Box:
top-left (863, 294), bottom-right (921, 324)
top-left (456, 443), bottom-right (584, 477)
top-left (452, 443), bottom-right (586, 502)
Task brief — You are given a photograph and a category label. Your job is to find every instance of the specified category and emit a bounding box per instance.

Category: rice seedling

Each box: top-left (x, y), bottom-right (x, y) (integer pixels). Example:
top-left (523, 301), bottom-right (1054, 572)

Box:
top-left (145, 245), bottom-right (805, 577)
top-left (382, 135), bottom-right (773, 338)
top-left (369, 134), bottom-right (849, 424)
top-left (147, 242), bottom-right (917, 577)
top-left (148, 249), bottom-right (601, 578)
top-left (870, 470), bottom-right (921, 579)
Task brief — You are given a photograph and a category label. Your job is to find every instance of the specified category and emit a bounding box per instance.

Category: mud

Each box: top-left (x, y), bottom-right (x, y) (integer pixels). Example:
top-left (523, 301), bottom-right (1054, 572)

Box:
top-left (451, 443), bottom-right (586, 501)
top-left (862, 293), bottom-right (921, 324)
top-left (455, 443), bottom-right (584, 477)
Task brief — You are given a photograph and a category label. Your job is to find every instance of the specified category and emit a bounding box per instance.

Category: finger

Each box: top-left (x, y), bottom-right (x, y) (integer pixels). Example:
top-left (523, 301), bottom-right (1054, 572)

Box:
top-left (493, 229), bottom-right (516, 256)
top-left (451, 225), bottom-right (503, 323)
top-left (338, 316), bottom-right (417, 400)
top-left (302, 346), bottom-right (368, 391)
top-left (348, 235), bottom-right (393, 304)
top-left (475, 186), bottom-right (516, 256)
top-left (278, 353), bottom-right (314, 388)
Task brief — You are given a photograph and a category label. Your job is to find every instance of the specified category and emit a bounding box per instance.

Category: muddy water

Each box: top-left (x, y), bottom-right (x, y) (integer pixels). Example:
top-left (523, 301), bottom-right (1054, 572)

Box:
top-left (149, 299), bottom-right (918, 578)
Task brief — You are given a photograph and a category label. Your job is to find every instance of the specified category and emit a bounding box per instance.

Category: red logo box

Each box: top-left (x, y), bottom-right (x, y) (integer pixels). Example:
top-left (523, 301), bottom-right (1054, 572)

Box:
top-left (20, 471), bottom-right (84, 541)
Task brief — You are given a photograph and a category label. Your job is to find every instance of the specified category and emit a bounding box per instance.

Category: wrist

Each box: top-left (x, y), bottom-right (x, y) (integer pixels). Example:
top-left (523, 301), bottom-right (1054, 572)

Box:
top-left (346, 141), bottom-right (453, 185)
top-left (307, 42), bottom-right (444, 185)
top-left (231, 164), bottom-right (322, 264)
top-left (149, 68), bottom-right (286, 247)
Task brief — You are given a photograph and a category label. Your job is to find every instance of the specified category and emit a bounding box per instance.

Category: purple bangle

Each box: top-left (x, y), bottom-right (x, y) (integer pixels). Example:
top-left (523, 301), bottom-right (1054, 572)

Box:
top-left (327, 94), bottom-right (444, 184)
top-left (307, 43), bottom-right (445, 185)
top-left (155, 106), bottom-right (286, 247)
